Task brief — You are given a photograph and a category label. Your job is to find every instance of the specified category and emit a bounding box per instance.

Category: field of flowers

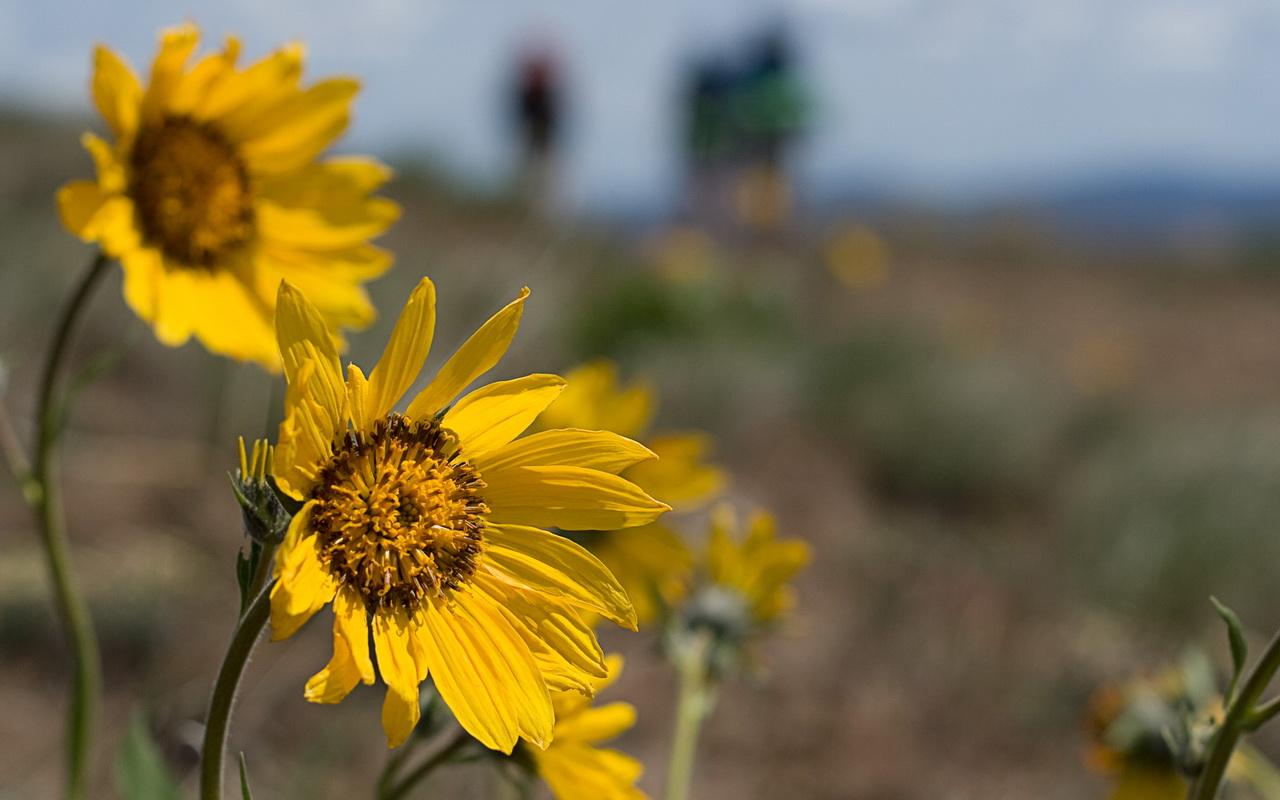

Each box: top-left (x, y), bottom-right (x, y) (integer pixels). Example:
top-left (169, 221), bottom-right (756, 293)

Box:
top-left (6, 25), bottom-right (1280, 800)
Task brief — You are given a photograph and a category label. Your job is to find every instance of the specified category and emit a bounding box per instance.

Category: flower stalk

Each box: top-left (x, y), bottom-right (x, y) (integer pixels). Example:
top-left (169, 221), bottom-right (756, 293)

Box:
top-left (200, 548), bottom-right (275, 800)
top-left (29, 252), bottom-right (109, 800)
top-left (1188, 626), bottom-right (1280, 800)
top-left (665, 629), bottom-right (715, 800)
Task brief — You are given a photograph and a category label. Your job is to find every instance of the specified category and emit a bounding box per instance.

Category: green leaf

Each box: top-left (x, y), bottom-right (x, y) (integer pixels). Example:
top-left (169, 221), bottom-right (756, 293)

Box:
top-left (238, 752), bottom-right (255, 800)
top-left (1212, 596), bottom-right (1248, 701)
top-left (115, 713), bottom-right (182, 800)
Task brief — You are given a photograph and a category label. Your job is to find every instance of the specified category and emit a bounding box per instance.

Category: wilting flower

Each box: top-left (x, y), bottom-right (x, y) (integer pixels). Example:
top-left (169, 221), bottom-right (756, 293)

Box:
top-left (58, 24), bottom-right (398, 369)
top-left (269, 279), bottom-right (669, 750)
top-left (535, 360), bottom-right (724, 623)
top-left (529, 655), bottom-right (646, 800)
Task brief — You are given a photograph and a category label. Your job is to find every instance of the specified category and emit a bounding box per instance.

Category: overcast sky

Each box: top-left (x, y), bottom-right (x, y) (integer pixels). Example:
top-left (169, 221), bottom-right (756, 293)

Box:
top-left (2, 0), bottom-right (1278, 211)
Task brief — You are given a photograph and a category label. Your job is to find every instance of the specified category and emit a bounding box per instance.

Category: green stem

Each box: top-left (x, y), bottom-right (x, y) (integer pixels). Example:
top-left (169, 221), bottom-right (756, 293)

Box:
top-left (31, 252), bottom-right (109, 800)
top-left (379, 730), bottom-right (472, 800)
top-left (1189, 626), bottom-right (1280, 800)
top-left (200, 577), bottom-right (274, 800)
top-left (665, 630), bottom-right (714, 800)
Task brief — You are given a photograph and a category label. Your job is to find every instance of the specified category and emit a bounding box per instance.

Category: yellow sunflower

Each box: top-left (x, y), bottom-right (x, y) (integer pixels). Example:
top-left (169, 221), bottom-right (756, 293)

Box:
top-left (58, 24), bottom-right (398, 369)
top-left (531, 654), bottom-right (646, 800)
top-left (268, 279), bottom-right (669, 751)
top-left (702, 506), bottom-right (809, 627)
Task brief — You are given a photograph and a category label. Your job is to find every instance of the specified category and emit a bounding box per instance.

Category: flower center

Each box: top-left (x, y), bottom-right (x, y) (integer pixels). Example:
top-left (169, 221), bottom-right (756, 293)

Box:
top-left (128, 116), bottom-right (254, 267)
top-left (309, 414), bottom-right (487, 611)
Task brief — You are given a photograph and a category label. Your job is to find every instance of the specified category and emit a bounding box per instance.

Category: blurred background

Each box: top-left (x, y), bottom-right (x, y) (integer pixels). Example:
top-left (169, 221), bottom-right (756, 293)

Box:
top-left (4, 1), bottom-right (1280, 797)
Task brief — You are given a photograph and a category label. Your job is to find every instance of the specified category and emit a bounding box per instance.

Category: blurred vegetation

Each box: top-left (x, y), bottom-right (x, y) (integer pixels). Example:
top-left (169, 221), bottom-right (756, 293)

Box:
top-left (1065, 418), bottom-right (1280, 624)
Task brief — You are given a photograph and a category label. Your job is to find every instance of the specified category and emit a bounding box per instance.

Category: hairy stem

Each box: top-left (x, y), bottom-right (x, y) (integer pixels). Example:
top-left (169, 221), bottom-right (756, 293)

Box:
top-left (200, 577), bottom-right (274, 800)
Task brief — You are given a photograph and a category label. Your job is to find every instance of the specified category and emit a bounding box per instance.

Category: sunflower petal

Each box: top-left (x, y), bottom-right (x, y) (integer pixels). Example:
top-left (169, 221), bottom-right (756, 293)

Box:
top-left (367, 278), bottom-right (435, 420)
top-left (270, 502), bottom-right (334, 640)
top-left (419, 589), bottom-right (552, 752)
top-left (555, 702), bottom-right (637, 745)
top-left (482, 524), bottom-right (636, 630)
top-left (475, 573), bottom-right (607, 690)
top-left (535, 744), bottom-right (645, 800)
top-left (141, 24), bottom-right (199, 120)
top-left (276, 281), bottom-right (345, 426)
top-left (406, 288), bottom-right (529, 419)
top-left (274, 359), bottom-right (336, 498)
top-left (91, 45), bottom-right (142, 140)
top-left (443, 375), bottom-right (564, 458)
top-left (474, 429), bottom-right (655, 475)
top-left (56, 181), bottom-right (112, 240)
top-left (149, 265), bottom-right (278, 368)
top-left (167, 35), bottom-right (240, 115)
top-left (198, 42), bottom-right (303, 124)
top-left (485, 466), bottom-right (670, 532)
top-left (305, 609), bottom-right (364, 705)
top-left (239, 78), bottom-right (359, 173)
top-left (335, 586), bottom-right (375, 683)
top-left (346, 363), bottom-right (371, 431)
top-left (373, 609), bottom-right (422, 748)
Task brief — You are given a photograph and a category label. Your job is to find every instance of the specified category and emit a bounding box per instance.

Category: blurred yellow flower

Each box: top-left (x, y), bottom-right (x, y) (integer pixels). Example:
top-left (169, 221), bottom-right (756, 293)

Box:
top-left (592, 522), bottom-right (693, 627)
top-left (823, 223), bottom-right (890, 291)
top-left (532, 654), bottom-right (647, 800)
top-left (268, 280), bottom-right (668, 750)
top-left (535, 360), bottom-right (724, 511)
top-left (58, 24), bottom-right (398, 369)
top-left (703, 506), bottom-right (809, 626)
top-left (534, 359), bottom-right (724, 624)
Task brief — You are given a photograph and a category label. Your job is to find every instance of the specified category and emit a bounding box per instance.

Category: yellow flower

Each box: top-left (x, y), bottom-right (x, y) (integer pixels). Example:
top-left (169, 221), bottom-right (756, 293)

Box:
top-left (268, 279), bottom-right (669, 751)
top-left (703, 506), bottom-right (809, 626)
top-left (592, 522), bottom-right (692, 626)
top-left (532, 655), bottom-right (646, 800)
top-left (536, 360), bottom-right (724, 511)
top-left (57, 24), bottom-right (398, 369)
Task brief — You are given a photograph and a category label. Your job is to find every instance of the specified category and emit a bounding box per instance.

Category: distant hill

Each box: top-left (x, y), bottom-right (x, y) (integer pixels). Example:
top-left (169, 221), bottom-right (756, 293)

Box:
top-left (1029, 172), bottom-right (1280, 239)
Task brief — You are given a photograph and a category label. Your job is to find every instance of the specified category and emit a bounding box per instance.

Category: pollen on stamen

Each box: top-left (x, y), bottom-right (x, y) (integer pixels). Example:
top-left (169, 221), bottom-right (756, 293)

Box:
top-left (308, 414), bottom-right (488, 612)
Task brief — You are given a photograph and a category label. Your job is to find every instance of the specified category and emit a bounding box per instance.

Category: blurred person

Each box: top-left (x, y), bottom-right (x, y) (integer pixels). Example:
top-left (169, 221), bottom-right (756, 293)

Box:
top-left (680, 22), bottom-right (810, 234)
top-left (682, 54), bottom-right (736, 224)
top-left (511, 44), bottom-right (563, 211)
top-left (731, 22), bottom-right (809, 232)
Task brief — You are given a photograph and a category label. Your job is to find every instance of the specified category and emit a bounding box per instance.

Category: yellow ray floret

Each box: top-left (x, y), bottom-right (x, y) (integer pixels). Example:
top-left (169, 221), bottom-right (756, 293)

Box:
top-left (269, 279), bottom-right (669, 751)
top-left (532, 655), bottom-right (647, 800)
top-left (57, 24), bottom-right (398, 370)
